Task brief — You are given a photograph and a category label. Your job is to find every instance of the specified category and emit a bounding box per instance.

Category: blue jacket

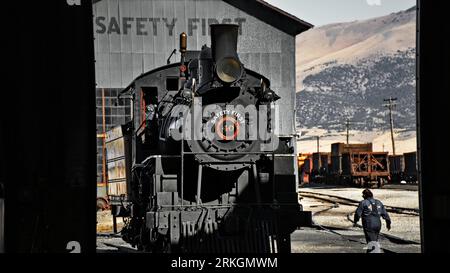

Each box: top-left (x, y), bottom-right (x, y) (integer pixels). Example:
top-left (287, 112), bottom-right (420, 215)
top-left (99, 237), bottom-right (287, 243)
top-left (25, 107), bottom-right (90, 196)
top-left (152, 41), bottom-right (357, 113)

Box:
top-left (354, 198), bottom-right (391, 231)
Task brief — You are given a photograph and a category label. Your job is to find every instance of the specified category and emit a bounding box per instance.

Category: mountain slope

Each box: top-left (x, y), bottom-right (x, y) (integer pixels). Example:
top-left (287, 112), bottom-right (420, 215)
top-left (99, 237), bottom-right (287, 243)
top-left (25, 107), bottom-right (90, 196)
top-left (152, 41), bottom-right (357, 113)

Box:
top-left (296, 7), bottom-right (416, 133)
top-left (297, 7), bottom-right (416, 89)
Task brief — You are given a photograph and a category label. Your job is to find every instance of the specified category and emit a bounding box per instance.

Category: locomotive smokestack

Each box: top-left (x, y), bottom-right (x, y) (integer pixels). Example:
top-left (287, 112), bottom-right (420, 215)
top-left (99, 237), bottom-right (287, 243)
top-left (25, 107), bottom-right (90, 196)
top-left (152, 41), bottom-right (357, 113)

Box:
top-left (211, 24), bottom-right (239, 62)
top-left (210, 24), bottom-right (243, 84)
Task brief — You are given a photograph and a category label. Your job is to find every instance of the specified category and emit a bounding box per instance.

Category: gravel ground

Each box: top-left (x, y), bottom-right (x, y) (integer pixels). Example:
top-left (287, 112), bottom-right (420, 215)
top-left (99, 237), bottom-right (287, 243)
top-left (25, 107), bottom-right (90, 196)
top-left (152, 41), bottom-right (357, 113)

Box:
top-left (97, 210), bottom-right (124, 234)
top-left (291, 228), bottom-right (366, 253)
top-left (95, 185), bottom-right (421, 253)
top-left (298, 184), bottom-right (422, 248)
top-left (299, 184), bottom-right (420, 209)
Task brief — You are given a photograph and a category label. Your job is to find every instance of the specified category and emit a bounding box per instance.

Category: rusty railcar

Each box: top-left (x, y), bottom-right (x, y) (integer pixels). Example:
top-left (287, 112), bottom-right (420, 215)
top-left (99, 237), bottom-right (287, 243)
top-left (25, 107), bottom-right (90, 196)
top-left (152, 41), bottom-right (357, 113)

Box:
top-left (341, 152), bottom-right (390, 188)
top-left (329, 143), bottom-right (375, 186)
top-left (331, 143), bottom-right (373, 156)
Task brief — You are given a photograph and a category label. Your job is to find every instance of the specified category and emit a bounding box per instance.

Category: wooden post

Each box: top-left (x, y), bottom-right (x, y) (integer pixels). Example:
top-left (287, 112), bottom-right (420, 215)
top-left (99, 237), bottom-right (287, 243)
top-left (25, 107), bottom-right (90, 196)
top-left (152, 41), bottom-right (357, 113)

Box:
top-left (384, 97), bottom-right (398, 156)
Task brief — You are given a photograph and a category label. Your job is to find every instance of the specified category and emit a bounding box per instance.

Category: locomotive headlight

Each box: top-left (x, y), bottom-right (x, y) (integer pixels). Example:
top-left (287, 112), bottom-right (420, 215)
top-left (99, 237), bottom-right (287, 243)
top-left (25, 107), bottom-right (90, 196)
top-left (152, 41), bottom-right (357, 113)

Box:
top-left (216, 57), bottom-right (243, 84)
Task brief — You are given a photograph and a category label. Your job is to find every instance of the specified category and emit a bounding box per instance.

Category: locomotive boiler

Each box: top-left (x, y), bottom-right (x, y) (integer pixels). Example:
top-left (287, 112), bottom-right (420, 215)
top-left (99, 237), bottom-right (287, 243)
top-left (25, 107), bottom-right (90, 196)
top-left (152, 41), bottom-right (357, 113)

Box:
top-left (105, 24), bottom-right (311, 253)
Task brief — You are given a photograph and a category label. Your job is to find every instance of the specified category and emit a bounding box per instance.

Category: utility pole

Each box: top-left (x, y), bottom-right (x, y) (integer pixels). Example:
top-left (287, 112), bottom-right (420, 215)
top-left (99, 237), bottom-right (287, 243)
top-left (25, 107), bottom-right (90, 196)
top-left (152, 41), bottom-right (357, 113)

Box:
top-left (316, 136), bottom-right (320, 153)
top-left (384, 97), bottom-right (398, 156)
top-left (345, 119), bottom-right (352, 144)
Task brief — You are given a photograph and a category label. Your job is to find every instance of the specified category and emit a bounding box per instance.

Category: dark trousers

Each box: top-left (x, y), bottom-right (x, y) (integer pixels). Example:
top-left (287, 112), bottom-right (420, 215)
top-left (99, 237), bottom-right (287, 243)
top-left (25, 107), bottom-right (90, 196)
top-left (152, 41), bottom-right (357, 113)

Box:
top-left (363, 218), bottom-right (381, 243)
top-left (363, 228), bottom-right (380, 243)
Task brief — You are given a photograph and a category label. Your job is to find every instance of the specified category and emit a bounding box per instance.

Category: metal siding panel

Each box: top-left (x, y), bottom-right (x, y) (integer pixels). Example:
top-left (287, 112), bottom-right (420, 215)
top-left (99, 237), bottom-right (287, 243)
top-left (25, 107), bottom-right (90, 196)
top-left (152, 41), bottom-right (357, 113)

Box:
top-left (237, 16), bottom-right (281, 54)
top-left (173, 0), bottom-right (187, 63)
top-left (154, 1), bottom-right (165, 53)
top-left (268, 53), bottom-right (282, 87)
top-left (121, 53), bottom-right (133, 86)
top-left (130, 0), bottom-right (144, 54)
top-left (119, 0), bottom-right (133, 53)
top-left (278, 99), bottom-right (293, 135)
top-left (96, 52), bottom-right (111, 88)
top-left (154, 53), bottom-right (166, 69)
top-left (109, 53), bottom-right (122, 88)
top-left (164, 0), bottom-right (177, 58)
top-left (94, 0), bottom-right (111, 53)
top-left (195, 0), bottom-right (208, 48)
top-left (260, 53), bottom-right (270, 81)
top-left (239, 53), bottom-right (249, 69)
top-left (141, 0), bottom-right (155, 54)
top-left (214, 0), bottom-right (233, 19)
top-left (281, 37), bottom-right (295, 88)
top-left (280, 35), bottom-right (296, 135)
top-left (185, 0), bottom-right (197, 50)
top-left (132, 53), bottom-right (144, 80)
top-left (143, 53), bottom-right (155, 71)
top-left (248, 53), bottom-right (262, 75)
top-left (108, 0), bottom-right (121, 53)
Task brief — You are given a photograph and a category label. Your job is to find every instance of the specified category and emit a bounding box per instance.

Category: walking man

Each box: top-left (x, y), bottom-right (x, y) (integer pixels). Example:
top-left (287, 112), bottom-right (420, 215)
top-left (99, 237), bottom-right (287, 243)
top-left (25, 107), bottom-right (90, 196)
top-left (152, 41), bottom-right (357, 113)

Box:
top-left (354, 189), bottom-right (391, 253)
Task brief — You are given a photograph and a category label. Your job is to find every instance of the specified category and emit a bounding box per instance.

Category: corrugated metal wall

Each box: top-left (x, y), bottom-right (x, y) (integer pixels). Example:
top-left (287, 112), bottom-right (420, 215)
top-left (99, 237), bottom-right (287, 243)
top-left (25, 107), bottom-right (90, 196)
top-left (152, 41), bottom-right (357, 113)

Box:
top-left (93, 0), bottom-right (297, 135)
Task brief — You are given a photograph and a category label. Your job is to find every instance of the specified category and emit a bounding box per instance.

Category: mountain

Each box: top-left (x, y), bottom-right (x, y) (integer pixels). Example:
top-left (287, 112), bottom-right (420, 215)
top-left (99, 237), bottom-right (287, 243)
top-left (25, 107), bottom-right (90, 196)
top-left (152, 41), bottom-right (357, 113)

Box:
top-left (295, 7), bottom-right (416, 134)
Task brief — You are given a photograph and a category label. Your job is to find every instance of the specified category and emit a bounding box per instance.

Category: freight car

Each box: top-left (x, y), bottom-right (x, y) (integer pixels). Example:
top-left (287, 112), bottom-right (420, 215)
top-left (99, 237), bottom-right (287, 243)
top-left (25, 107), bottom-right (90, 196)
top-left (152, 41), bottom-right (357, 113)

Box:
top-left (386, 153), bottom-right (418, 184)
top-left (329, 143), bottom-right (374, 185)
top-left (403, 152), bottom-right (418, 183)
top-left (340, 152), bottom-right (390, 188)
top-left (389, 155), bottom-right (405, 184)
top-left (304, 143), bottom-right (389, 188)
top-left (106, 24), bottom-right (311, 253)
top-left (297, 154), bottom-right (311, 184)
top-left (331, 143), bottom-right (373, 156)
top-left (310, 152), bottom-right (330, 184)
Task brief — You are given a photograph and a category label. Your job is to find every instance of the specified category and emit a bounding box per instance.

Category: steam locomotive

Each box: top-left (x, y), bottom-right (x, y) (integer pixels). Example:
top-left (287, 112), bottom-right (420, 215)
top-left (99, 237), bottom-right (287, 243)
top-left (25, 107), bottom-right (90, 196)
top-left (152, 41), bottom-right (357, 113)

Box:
top-left (105, 24), bottom-right (311, 253)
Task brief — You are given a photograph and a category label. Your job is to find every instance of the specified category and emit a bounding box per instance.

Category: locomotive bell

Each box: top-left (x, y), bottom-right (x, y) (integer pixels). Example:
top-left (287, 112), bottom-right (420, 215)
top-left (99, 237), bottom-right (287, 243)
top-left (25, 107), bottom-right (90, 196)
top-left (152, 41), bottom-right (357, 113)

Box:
top-left (180, 32), bottom-right (187, 54)
top-left (210, 24), bottom-right (243, 84)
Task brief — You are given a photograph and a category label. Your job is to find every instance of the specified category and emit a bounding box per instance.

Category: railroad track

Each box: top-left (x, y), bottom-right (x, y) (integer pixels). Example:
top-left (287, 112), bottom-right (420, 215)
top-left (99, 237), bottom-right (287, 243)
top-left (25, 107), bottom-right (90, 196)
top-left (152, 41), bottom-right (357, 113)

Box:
top-left (97, 233), bottom-right (142, 253)
top-left (102, 242), bottom-right (141, 253)
top-left (299, 191), bottom-right (420, 216)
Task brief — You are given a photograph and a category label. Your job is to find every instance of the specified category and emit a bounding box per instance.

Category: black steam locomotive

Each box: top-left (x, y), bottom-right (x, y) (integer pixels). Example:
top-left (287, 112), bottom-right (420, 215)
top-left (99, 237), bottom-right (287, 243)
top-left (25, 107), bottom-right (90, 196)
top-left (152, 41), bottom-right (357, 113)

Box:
top-left (105, 24), bottom-right (311, 253)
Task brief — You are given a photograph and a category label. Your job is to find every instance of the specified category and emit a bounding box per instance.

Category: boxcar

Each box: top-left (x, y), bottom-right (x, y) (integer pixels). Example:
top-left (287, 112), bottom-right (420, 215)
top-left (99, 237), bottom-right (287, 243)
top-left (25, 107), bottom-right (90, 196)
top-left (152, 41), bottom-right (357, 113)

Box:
top-left (311, 152), bottom-right (330, 183)
top-left (389, 155), bottom-right (405, 183)
top-left (404, 152), bottom-right (418, 183)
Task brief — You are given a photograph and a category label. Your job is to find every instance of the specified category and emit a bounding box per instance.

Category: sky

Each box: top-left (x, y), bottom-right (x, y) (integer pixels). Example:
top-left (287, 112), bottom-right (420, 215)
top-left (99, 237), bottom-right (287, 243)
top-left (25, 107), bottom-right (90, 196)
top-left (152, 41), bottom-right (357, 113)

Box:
top-left (264, 0), bottom-right (416, 26)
